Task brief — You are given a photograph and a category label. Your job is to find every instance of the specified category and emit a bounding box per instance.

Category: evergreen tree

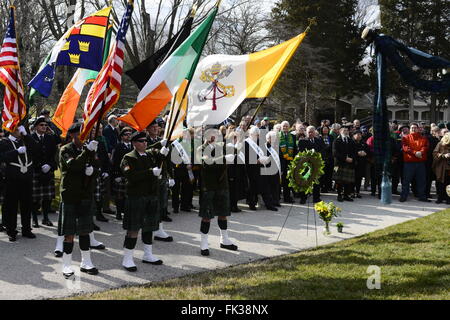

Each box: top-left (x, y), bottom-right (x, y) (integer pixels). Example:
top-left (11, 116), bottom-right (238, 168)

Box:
top-left (269, 0), bottom-right (369, 124)
top-left (379, 0), bottom-right (450, 122)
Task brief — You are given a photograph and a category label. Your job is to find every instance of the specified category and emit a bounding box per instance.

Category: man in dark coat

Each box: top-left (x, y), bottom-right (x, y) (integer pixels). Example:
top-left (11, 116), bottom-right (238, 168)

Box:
top-left (172, 128), bottom-right (195, 213)
top-left (352, 130), bottom-right (370, 198)
top-left (297, 126), bottom-right (325, 204)
top-left (226, 130), bottom-right (248, 212)
top-left (111, 127), bottom-right (134, 221)
top-left (244, 127), bottom-right (277, 211)
top-left (102, 115), bottom-right (119, 154)
top-left (332, 126), bottom-right (357, 202)
top-left (0, 125), bottom-right (38, 242)
top-left (31, 116), bottom-right (61, 227)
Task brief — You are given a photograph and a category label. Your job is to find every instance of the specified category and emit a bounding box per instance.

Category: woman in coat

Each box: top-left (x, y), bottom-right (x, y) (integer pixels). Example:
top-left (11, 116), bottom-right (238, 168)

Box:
top-left (432, 132), bottom-right (450, 204)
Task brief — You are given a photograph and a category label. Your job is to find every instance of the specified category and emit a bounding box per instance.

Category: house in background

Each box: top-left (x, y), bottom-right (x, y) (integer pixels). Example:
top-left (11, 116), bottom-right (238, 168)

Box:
top-left (353, 94), bottom-right (448, 125)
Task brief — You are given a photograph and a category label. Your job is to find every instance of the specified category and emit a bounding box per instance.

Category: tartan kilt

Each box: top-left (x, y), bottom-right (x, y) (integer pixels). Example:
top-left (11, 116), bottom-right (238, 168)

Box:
top-left (57, 199), bottom-right (94, 236)
top-left (332, 165), bottom-right (355, 184)
top-left (199, 189), bottom-right (231, 220)
top-left (123, 195), bottom-right (160, 233)
top-left (32, 173), bottom-right (56, 202)
top-left (94, 176), bottom-right (106, 203)
top-left (112, 177), bottom-right (127, 199)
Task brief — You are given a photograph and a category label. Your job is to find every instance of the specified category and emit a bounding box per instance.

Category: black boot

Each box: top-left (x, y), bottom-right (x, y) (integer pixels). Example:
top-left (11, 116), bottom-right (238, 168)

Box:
top-left (32, 212), bottom-right (40, 228)
top-left (96, 201), bottom-right (109, 222)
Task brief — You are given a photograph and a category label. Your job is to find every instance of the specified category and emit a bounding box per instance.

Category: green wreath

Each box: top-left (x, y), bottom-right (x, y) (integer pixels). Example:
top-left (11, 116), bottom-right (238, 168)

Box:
top-left (287, 150), bottom-right (325, 194)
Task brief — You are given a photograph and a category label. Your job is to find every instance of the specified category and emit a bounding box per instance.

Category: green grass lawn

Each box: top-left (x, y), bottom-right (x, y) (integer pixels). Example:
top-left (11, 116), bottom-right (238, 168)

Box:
top-left (69, 208), bottom-right (450, 300)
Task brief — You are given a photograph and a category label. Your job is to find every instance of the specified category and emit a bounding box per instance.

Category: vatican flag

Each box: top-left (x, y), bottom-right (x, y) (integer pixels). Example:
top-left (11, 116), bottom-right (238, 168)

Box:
top-left (187, 33), bottom-right (306, 126)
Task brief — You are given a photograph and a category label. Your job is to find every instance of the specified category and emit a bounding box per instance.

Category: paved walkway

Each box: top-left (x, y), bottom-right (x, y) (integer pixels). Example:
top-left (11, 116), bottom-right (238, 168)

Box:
top-left (0, 191), bottom-right (445, 300)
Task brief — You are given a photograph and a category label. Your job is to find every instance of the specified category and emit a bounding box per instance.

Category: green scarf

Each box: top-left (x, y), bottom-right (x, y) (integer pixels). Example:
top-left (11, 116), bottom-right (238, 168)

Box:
top-left (279, 132), bottom-right (295, 160)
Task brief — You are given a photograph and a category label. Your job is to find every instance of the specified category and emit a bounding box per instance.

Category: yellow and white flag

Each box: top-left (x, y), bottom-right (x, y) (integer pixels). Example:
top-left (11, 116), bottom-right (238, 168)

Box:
top-left (187, 33), bottom-right (306, 126)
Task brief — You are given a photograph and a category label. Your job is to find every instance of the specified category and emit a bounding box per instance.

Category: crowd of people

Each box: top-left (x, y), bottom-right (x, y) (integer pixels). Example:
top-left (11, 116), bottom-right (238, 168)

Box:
top-left (0, 109), bottom-right (447, 278)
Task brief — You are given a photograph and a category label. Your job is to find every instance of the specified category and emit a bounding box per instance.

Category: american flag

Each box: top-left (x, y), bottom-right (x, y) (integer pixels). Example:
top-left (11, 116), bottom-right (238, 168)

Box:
top-left (79, 1), bottom-right (134, 141)
top-left (0, 7), bottom-right (26, 132)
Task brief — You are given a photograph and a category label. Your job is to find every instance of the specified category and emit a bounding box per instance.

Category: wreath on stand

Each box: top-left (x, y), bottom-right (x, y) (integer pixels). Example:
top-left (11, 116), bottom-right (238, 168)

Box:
top-left (287, 150), bottom-right (325, 195)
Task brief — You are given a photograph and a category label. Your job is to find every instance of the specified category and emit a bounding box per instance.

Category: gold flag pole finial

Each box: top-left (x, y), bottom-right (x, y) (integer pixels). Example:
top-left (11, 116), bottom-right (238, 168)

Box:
top-left (304, 17), bottom-right (317, 34)
top-left (10, 0), bottom-right (16, 7)
top-left (190, 3), bottom-right (198, 17)
top-left (215, 0), bottom-right (222, 8)
top-left (108, 0), bottom-right (113, 6)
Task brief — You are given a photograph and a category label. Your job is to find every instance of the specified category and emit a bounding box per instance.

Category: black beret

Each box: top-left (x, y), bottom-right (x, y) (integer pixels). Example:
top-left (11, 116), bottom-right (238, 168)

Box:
top-left (40, 109), bottom-right (50, 115)
top-left (446, 122), bottom-right (450, 130)
top-left (68, 123), bottom-right (81, 134)
top-left (33, 116), bottom-right (47, 126)
top-left (352, 130), bottom-right (362, 135)
top-left (131, 131), bottom-right (147, 142)
top-left (438, 123), bottom-right (446, 129)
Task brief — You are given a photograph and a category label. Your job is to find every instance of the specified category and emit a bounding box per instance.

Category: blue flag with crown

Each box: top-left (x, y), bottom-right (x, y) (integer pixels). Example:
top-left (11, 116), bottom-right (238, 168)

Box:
top-left (28, 7), bottom-right (112, 98)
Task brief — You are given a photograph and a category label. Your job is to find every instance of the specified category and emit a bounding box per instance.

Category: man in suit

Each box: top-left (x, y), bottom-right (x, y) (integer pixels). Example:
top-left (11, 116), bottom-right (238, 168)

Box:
top-left (297, 126), bottom-right (325, 204)
top-left (172, 128), bottom-right (195, 213)
top-left (244, 127), bottom-right (277, 211)
top-left (102, 115), bottom-right (119, 154)
top-left (30, 116), bottom-right (61, 227)
top-left (332, 126), bottom-right (357, 202)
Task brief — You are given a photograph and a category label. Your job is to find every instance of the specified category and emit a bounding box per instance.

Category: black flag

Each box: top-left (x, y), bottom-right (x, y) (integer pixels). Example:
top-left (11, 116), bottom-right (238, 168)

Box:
top-left (125, 17), bottom-right (194, 90)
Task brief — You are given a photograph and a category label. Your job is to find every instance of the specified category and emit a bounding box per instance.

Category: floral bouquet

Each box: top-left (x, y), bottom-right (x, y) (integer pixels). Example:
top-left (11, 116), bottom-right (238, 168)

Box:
top-left (314, 201), bottom-right (341, 235)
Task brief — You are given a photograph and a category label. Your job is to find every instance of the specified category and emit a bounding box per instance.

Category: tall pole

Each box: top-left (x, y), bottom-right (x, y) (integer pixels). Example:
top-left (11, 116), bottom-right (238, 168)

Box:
top-left (67, 0), bottom-right (77, 30)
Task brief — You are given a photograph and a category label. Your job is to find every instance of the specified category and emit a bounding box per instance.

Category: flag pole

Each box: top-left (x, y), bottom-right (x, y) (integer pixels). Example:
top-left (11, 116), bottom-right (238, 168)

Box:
top-left (93, 0), bottom-right (114, 139)
top-left (163, 3), bottom-right (198, 140)
top-left (9, 1), bottom-right (27, 130)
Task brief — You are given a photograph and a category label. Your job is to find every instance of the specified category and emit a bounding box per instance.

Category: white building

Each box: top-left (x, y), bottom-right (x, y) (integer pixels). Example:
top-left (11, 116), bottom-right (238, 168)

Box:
top-left (352, 95), bottom-right (448, 124)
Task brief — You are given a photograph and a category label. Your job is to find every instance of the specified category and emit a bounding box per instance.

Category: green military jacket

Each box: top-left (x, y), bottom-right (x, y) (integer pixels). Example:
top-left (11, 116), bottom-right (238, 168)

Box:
top-left (59, 142), bottom-right (100, 203)
top-left (121, 148), bottom-right (162, 196)
top-left (197, 142), bottom-right (229, 192)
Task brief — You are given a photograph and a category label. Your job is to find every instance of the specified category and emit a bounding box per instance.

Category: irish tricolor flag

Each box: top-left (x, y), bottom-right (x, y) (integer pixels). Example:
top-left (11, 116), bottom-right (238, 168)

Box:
top-left (119, 6), bottom-right (218, 132)
top-left (187, 33), bottom-right (307, 126)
